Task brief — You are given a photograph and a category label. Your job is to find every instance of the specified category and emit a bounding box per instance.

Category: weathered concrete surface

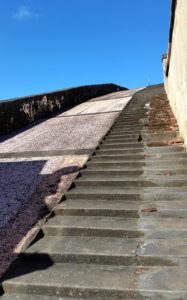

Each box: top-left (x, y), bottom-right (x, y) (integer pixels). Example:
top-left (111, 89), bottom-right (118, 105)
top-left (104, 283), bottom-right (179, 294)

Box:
top-left (164, 0), bottom-right (187, 148)
top-left (3, 263), bottom-right (187, 299)
top-left (0, 84), bottom-right (126, 136)
top-left (0, 88), bottom-right (138, 279)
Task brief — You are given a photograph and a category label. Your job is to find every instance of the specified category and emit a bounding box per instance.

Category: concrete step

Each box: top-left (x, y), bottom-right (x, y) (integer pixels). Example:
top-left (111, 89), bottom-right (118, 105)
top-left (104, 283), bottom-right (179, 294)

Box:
top-left (120, 111), bottom-right (147, 116)
top-left (96, 146), bottom-right (184, 155)
top-left (102, 138), bottom-right (143, 143)
top-left (143, 145), bottom-right (184, 153)
top-left (1, 295), bottom-right (75, 300)
top-left (91, 154), bottom-right (147, 160)
top-left (119, 111), bottom-right (146, 118)
top-left (75, 176), bottom-right (187, 187)
top-left (103, 137), bottom-right (142, 142)
top-left (99, 142), bottom-right (144, 148)
top-left (112, 123), bottom-right (144, 128)
top-left (87, 161), bottom-right (145, 168)
top-left (88, 158), bottom-right (187, 167)
top-left (55, 199), bottom-right (187, 218)
top-left (92, 152), bottom-right (187, 160)
top-left (104, 133), bottom-right (143, 140)
top-left (25, 235), bottom-right (187, 266)
top-left (111, 124), bottom-right (144, 130)
top-left (66, 186), bottom-right (187, 201)
top-left (43, 215), bottom-right (143, 238)
top-left (115, 115), bottom-right (146, 120)
top-left (107, 132), bottom-right (139, 138)
top-left (110, 128), bottom-right (144, 133)
top-left (43, 215), bottom-right (187, 239)
top-left (114, 117), bottom-right (146, 122)
top-left (116, 118), bottom-right (146, 123)
top-left (96, 148), bottom-right (145, 155)
top-left (110, 130), bottom-right (144, 136)
top-left (81, 168), bottom-right (187, 177)
top-left (4, 262), bottom-right (187, 299)
top-left (81, 168), bottom-right (144, 176)
top-left (143, 131), bottom-right (180, 142)
top-left (113, 121), bottom-right (145, 126)
top-left (116, 114), bottom-right (146, 119)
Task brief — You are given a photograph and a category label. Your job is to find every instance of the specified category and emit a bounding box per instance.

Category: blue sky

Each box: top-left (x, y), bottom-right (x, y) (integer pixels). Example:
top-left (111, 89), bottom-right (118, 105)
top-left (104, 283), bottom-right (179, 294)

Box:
top-left (0, 0), bottom-right (171, 100)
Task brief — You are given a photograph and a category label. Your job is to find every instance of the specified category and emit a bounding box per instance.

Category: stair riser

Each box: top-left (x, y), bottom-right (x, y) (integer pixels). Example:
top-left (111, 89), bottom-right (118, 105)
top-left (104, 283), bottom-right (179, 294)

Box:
top-left (87, 162), bottom-right (145, 167)
top-left (100, 144), bottom-right (144, 149)
top-left (111, 124), bottom-right (145, 128)
top-left (92, 153), bottom-right (187, 160)
top-left (81, 170), bottom-right (144, 176)
top-left (116, 115), bottom-right (146, 120)
top-left (66, 193), bottom-right (187, 201)
top-left (118, 113), bottom-right (146, 117)
top-left (110, 129), bottom-right (143, 134)
top-left (109, 125), bottom-right (143, 130)
top-left (55, 208), bottom-right (139, 218)
top-left (43, 227), bottom-right (144, 238)
top-left (96, 149), bottom-right (184, 155)
top-left (104, 135), bottom-right (143, 140)
top-left (88, 161), bottom-right (187, 167)
top-left (23, 252), bottom-right (187, 267)
top-left (115, 118), bottom-right (146, 122)
top-left (5, 285), bottom-right (186, 300)
top-left (75, 180), bottom-right (187, 188)
top-left (102, 138), bottom-right (142, 143)
top-left (107, 133), bottom-right (139, 138)
top-left (96, 149), bottom-right (144, 155)
top-left (55, 208), bottom-right (187, 218)
top-left (82, 169), bottom-right (187, 176)
top-left (111, 125), bottom-right (144, 130)
top-left (91, 155), bottom-right (146, 160)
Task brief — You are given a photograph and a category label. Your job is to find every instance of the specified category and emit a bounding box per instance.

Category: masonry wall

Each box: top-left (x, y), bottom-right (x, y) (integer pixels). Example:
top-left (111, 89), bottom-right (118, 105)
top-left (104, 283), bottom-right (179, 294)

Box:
top-left (0, 84), bottom-right (126, 136)
top-left (164, 0), bottom-right (187, 147)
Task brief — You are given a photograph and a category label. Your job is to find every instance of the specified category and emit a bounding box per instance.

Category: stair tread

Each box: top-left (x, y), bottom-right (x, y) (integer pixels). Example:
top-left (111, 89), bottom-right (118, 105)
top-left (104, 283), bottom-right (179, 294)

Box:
top-left (43, 215), bottom-right (187, 231)
top-left (57, 199), bottom-right (187, 211)
top-left (76, 176), bottom-right (187, 183)
top-left (1, 295), bottom-right (75, 300)
top-left (67, 186), bottom-right (187, 193)
top-left (26, 235), bottom-right (187, 260)
top-left (95, 153), bottom-right (186, 159)
top-left (3, 263), bottom-right (187, 296)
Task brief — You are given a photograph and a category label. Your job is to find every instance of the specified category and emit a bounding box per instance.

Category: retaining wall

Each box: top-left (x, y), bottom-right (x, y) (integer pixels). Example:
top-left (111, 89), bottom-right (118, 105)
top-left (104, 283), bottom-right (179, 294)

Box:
top-left (0, 84), bottom-right (126, 136)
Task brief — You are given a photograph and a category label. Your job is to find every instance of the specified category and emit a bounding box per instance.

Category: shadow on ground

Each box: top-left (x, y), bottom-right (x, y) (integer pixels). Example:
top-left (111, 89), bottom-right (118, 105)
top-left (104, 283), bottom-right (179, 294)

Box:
top-left (0, 161), bottom-right (80, 282)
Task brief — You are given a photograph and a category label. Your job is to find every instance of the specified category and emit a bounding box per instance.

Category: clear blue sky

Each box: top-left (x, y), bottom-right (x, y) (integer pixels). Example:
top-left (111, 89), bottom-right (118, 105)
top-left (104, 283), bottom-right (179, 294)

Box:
top-left (0, 0), bottom-right (171, 100)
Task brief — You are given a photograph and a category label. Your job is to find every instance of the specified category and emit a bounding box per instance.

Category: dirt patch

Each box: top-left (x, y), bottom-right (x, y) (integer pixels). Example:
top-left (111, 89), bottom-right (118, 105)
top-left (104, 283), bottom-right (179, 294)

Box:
top-left (147, 93), bottom-right (183, 145)
top-left (148, 94), bottom-right (179, 133)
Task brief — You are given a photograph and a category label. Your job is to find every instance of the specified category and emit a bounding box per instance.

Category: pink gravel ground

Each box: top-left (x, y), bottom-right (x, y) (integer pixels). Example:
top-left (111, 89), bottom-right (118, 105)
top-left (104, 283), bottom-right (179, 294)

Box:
top-left (0, 112), bottom-right (119, 153)
top-left (0, 155), bottom-right (88, 278)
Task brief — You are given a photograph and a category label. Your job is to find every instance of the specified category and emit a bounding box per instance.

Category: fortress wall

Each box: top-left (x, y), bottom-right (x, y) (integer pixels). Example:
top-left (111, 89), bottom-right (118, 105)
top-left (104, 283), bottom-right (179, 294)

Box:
top-left (0, 83), bottom-right (126, 136)
top-left (164, 0), bottom-right (187, 147)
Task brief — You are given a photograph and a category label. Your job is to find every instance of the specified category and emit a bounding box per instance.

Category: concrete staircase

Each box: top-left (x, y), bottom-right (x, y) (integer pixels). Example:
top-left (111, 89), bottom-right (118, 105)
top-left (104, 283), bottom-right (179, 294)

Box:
top-left (2, 86), bottom-right (187, 299)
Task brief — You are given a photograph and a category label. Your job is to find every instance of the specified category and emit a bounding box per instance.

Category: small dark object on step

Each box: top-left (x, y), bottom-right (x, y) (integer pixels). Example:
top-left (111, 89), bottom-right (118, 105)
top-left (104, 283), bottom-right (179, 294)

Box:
top-left (137, 134), bottom-right (142, 142)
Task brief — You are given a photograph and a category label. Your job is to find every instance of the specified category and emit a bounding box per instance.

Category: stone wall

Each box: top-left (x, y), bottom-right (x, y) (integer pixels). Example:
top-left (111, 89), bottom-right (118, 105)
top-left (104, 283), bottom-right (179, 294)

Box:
top-left (163, 0), bottom-right (187, 147)
top-left (0, 84), bottom-right (126, 136)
